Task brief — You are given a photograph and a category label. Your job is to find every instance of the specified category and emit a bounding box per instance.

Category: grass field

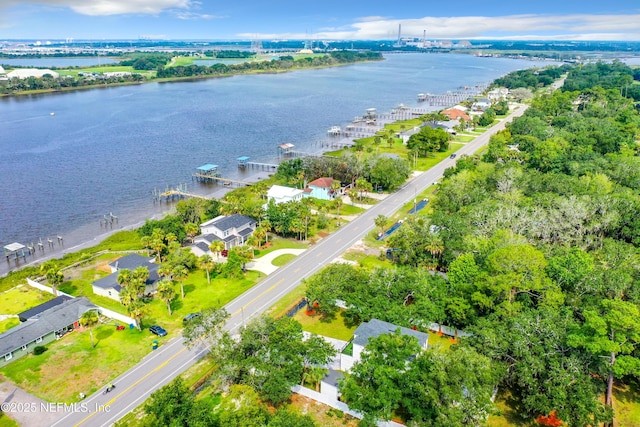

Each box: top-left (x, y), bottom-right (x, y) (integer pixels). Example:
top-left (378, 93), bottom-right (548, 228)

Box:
top-left (0, 285), bottom-right (54, 315)
top-left (0, 318), bottom-right (20, 333)
top-left (271, 254), bottom-right (297, 267)
top-left (293, 310), bottom-right (356, 341)
top-left (0, 324), bottom-right (159, 402)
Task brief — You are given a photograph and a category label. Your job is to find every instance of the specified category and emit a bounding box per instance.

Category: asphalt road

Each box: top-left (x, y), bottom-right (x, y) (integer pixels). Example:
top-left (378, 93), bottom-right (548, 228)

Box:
top-left (50, 104), bottom-right (527, 427)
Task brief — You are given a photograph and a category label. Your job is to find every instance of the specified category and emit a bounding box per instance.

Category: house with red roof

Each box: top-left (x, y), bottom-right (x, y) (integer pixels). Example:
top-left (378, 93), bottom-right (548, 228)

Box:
top-left (306, 177), bottom-right (338, 200)
top-left (441, 108), bottom-right (471, 122)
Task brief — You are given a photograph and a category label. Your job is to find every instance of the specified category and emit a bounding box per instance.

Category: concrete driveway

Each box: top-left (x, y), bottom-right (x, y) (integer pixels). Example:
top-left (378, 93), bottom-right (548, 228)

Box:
top-left (245, 248), bottom-right (307, 275)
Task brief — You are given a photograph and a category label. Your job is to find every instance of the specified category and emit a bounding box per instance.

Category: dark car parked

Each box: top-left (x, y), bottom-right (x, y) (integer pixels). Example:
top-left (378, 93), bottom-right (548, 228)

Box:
top-left (183, 313), bottom-right (201, 323)
top-left (149, 325), bottom-right (167, 336)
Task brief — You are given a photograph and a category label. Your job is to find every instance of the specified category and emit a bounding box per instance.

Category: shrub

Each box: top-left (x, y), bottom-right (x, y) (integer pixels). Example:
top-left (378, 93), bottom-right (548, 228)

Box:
top-left (33, 346), bottom-right (47, 355)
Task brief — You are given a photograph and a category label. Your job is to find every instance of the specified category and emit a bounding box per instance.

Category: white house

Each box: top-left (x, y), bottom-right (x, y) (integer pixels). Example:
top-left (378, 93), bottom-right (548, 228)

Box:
top-left (195, 214), bottom-right (256, 252)
top-left (487, 87), bottom-right (509, 101)
top-left (303, 319), bottom-right (429, 418)
top-left (265, 185), bottom-right (306, 206)
top-left (91, 254), bottom-right (159, 301)
top-left (472, 97), bottom-right (492, 111)
top-left (339, 318), bottom-right (429, 372)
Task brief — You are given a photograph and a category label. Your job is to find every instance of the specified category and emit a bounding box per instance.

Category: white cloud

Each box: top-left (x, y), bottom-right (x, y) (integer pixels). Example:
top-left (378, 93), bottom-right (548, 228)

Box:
top-left (3, 0), bottom-right (193, 16)
top-left (243, 13), bottom-right (640, 41)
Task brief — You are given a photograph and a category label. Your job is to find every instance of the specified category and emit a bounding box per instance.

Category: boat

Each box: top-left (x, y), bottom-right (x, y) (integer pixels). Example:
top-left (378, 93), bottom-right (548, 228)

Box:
top-left (417, 93), bottom-right (427, 101)
top-left (327, 126), bottom-right (341, 136)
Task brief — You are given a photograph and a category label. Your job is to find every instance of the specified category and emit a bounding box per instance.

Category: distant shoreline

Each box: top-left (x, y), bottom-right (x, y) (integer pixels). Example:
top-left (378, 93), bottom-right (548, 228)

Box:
top-left (0, 57), bottom-right (382, 98)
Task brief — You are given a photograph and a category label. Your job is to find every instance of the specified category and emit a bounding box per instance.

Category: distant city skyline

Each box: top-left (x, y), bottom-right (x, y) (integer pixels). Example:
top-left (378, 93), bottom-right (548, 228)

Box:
top-left (1, 0), bottom-right (640, 41)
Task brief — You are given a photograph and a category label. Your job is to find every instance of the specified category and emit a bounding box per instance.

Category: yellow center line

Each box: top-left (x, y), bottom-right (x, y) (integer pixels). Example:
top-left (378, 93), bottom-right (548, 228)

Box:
top-left (74, 348), bottom-right (187, 426)
top-left (231, 279), bottom-right (284, 316)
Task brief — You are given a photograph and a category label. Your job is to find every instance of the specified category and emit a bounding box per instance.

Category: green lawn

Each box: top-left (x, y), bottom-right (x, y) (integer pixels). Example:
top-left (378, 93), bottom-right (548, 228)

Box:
top-left (271, 254), bottom-right (297, 267)
top-left (59, 65), bottom-right (138, 77)
top-left (487, 381), bottom-right (640, 427)
top-left (252, 237), bottom-right (308, 258)
top-left (293, 309), bottom-right (356, 341)
top-left (0, 414), bottom-right (18, 427)
top-left (453, 135), bottom-right (475, 143)
top-left (0, 285), bottom-right (54, 315)
top-left (267, 285), bottom-right (308, 318)
top-left (0, 323), bottom-right (160, 402)
top-left (613, 380), bottom-right (640, 427)
top-left (0, 266), bottom-right (265, 402)
top-left (0, 318), bottom-right (20, 333)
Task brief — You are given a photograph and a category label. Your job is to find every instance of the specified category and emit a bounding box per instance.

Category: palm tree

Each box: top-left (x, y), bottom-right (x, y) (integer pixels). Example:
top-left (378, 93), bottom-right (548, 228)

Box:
top-left (79, 310), bottom-right (100, 348)
top-left (131, 266), bottom-right (150, 299)
top-left (40, 260), bottom-right (64, 296)
top-left (127, 300), bottom-right (146, 330)
top-left (157, 263), bottom-right (173, 282)
top-left (117, 269), bottom-right (132, 290)
top-left (157, 281), bottom-right (176, 316)
top-left (119, 286), bottom-right (135, 308)
top-left (374, 214), bottom-right (388, 235)
top-left (184, 223), bottom-right (199, 244)
top-left (172, 265), bottom-right (189, 300)
top-left (261, 219), bottom-right (273, 244)
top-left (209, 240), bottom-right (225, 261)
top-left (245, 235), bottom-right (259, 258)
top-left (332, 197), bottom-right (343, 226)
top-left (198, 255), bottom-right (215, 284)
top-left (253, 226), bottom-right (266, 247)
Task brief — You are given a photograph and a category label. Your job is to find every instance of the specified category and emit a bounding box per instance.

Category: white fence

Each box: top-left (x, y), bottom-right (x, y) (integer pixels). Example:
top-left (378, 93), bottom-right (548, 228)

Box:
top-left (26, 278), bottom-right (136, 326)
top-left (292, 385), bottom-right (403, 427)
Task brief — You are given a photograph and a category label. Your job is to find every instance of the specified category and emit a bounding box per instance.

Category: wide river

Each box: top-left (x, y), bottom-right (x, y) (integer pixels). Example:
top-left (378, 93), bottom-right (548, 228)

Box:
top-left (0, 53), bottom-right (552, 274)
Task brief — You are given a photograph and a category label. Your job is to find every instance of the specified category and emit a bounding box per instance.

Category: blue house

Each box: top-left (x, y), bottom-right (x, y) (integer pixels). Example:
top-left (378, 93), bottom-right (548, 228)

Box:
top-left (307, 177), bottom-right (338, 201)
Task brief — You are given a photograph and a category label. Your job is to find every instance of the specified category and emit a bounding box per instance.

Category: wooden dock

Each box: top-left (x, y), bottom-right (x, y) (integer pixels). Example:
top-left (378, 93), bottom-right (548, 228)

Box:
top-left (244, 161), bottom-right (278, 170)
top-left (153, 184), bottom-right (213, 202)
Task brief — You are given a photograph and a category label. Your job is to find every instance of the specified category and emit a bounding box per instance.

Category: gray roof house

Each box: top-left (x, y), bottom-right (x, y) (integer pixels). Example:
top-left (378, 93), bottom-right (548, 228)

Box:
top-left (0, 297), bottom-right (97, 367)
top-left (192, 214), bottom-right (256, 254)
top-left (18, 295), bottom-right (73, 322)
top-left (340, 318), bottom-right (429, 372)
top-left (91, 254), bottom-right (159, 301)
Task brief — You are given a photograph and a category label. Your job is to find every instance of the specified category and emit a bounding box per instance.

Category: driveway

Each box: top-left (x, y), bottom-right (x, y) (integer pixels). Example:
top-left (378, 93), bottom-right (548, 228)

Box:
top-left (0, 381), bottom-right (61, 427)
top-left (245, 248), bottom-right (307, 275)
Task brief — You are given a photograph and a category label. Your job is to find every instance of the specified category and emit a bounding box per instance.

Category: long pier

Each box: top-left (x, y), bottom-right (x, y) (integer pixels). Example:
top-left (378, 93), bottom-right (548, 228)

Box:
top-left (153, 184), bottom-right (213, 203)
top-left (244, 162), bottom-right (278, 170)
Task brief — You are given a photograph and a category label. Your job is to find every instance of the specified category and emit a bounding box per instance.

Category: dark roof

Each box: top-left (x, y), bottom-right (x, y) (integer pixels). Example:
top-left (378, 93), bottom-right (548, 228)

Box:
top-left (208, 214), bottom-right (254, 232)
top-left (92, 272), bottom-right (121, 291)
top-left (197, 234), bottom-right (220, 244)
top-left (109, 254), bottom-right (153, 271)
top-left (238, 227), bottom-right (254, 237)
top-left (322, 369), bottom-right (344, 387)
top-left (193, 241), bottom-right (211, 252)
top-left (92, 263), bottom-right (159, 290)
top-left (18, 295), bottom-right (73, 322)
top-left (0, 297), bottom-right (97, 355)
top-left (353, 319), bottom-right (429, 348)
top-left (222, 235), bottom-right (237, 243)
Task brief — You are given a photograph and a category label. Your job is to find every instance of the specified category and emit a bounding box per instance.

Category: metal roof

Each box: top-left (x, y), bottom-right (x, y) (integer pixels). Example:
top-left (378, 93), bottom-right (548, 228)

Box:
top-left (196, 164), bottom-right (219, 171)
top-left (18, 295), bottom-right (73, 321)
top-left (352, 318), bottom-right (429, 349)
top-left (3, 242), bottom-right (25, 252)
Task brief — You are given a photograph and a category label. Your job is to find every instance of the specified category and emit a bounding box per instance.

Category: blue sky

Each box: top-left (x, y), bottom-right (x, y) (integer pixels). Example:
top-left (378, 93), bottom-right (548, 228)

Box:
top-left (1, 0), bottom-right (640, 41)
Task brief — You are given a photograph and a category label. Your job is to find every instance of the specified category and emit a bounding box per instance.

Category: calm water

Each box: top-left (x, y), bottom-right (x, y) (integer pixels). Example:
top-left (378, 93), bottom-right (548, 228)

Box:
top-left (0, 57), bottom-right (117, 68)
top-left (0, 53), bottom-right (551, 272)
